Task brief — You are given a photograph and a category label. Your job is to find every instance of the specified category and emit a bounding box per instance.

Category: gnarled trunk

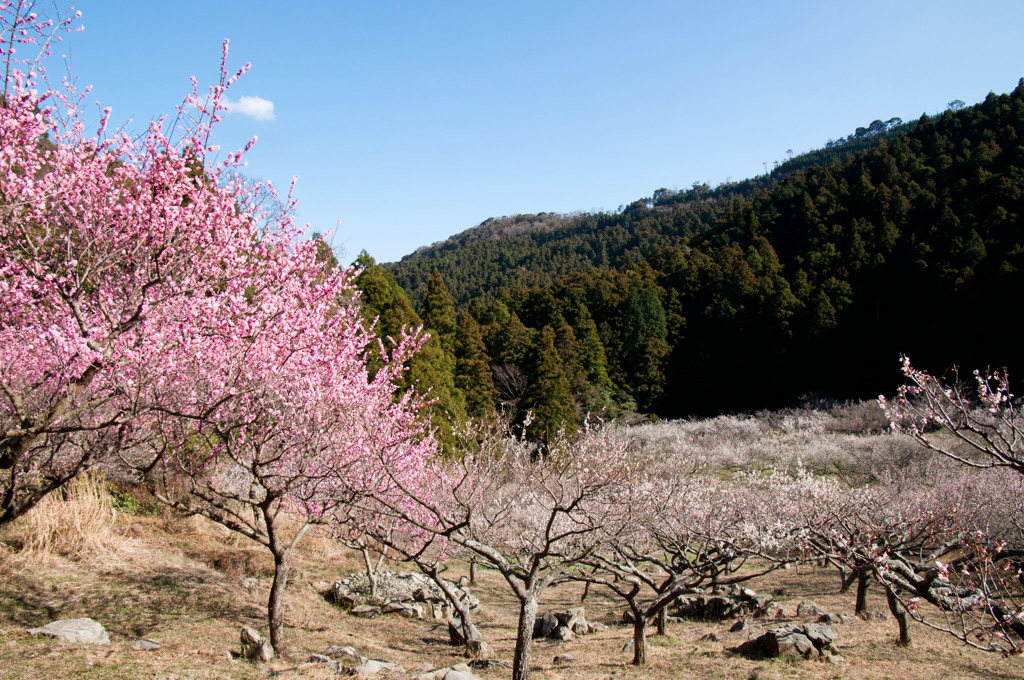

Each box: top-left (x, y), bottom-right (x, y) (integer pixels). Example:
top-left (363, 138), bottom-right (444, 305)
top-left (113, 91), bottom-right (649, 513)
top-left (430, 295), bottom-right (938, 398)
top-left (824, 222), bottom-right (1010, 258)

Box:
top-left (855, 569), bottom-right (870, 615)
top-left (886, 588), bottom-right (911, 646)
top-left (631, 605), bottom-right (647, 665)
top-left (512, 596), bottom-right (538, 680)
top-left (268, 546), bottom-right (291, 656)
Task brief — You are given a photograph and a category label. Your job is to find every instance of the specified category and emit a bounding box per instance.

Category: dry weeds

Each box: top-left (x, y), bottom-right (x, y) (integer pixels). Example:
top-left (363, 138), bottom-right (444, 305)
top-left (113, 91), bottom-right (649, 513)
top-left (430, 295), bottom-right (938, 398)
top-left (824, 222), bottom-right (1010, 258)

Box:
top-left (1, 483), bottom-right (1022, 680)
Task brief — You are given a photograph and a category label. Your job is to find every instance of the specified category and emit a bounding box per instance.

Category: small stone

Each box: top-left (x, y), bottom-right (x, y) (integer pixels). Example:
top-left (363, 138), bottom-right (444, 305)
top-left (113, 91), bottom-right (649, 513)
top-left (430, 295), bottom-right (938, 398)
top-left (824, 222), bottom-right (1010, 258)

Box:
top-left (553, 653), bottom-right (575, 665)
top-left (860, 608), bottom-right (887, 621)
top-left (27, 618), bottom-right (110, 645)
top-left (466, 639), bottom-right (493, 660)
top-left (796, 601), bottom-right (823, 619)
top-left (730, 620), bottom-right (748, 633)
top-left (699, 632), bottom-right (719, 642)
top-left (239, 626), bottom-right (272, 662)
top-left (132, 638), bottom-right (160, 651)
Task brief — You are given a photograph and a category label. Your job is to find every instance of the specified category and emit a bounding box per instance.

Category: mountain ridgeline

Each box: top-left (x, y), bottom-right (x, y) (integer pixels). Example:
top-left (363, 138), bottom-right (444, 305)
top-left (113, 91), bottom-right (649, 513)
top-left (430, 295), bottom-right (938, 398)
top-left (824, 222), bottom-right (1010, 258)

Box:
top-left (371, 81), bottom-right (1024, 427)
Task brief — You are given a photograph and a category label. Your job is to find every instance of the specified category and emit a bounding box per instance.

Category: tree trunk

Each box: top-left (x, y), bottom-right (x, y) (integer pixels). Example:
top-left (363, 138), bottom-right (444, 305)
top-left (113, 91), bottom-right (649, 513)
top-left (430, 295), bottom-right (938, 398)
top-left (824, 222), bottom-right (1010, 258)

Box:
top-left (855, 569), bottom-right (870, 615)
top-left (886, 588), bottom-right (911, 646)
top-left (631, 605), bottom-right (647, 665)
top-left (839, 566), bottom-right (855, 593)
top-left (580, 581), bottom-right (590, 603)
top-left (469, 560), bottom-right (477, 586)
top-left (512, 596), bottom-right (538, 680)
top-left (656, 606), bottom-right (667, 636)
top-left (362, 547), bottom-right (379, 600)
top-left (424, 566), bottom-right (475, 646)
top-left (268, 546), bottom-right (291, 656)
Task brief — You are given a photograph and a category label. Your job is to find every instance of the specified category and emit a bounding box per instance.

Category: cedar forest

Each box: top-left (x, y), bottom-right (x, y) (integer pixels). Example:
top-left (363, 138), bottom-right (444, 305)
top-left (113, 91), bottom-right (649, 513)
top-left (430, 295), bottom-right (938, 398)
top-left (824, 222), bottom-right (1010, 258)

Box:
top-left (364, 83), bottom-right (1024, 443)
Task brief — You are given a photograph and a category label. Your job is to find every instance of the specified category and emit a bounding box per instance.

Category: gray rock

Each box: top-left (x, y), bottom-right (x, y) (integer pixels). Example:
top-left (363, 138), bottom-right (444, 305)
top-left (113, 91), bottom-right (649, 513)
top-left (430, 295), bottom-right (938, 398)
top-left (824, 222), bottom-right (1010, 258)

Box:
top-left (860, 608), bottom-right (887, 621)
top-left (352, 659), bottom-right (405, 676)
top-left (323, 644), bottom-right (365, 663)
top-left (699, 632), bottom-right (719, 642)
top-left (553, 653), bottom-right (576, 665)
top-left (767, 630), bottom-right (818, 659)
top-left (533, 611), bottom-right (559, 638)
top-left (308, 653), bottom-right (343, 672)
top-left (442, 671), bottom-right (483, 680)
top-left (465, 638), bottom-right (493, 660)
top-left (549, 625), bottom-right (574, 641)
top-left (239, 626), bottom-right (272, 662)
top-left (802, 622), bottom-right (838, 649)
top-left (27, 618), bottom-right (110, 645)
top-left (131, 638), bottom-right (160, 651)
top-left (448, 617), bottom-right (482, 646)
top-left (796, 600), bottom-right (823, 619)
top-left (565, 606), bottom-right (587, 633)
top-left (349, 604), bottom-right (382, 618)
top-left (817, 613), bottom-right (852, 624)
top-left (730, 619), bottom-right (748, 633)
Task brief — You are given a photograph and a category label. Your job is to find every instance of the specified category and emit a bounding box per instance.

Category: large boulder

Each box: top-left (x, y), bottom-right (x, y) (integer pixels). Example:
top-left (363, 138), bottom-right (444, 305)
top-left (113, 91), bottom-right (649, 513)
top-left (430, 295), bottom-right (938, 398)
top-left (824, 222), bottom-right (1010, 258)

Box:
top-left (737, 622), bottom-right (841, 662)
top-left (448, 617), bottom-right (483, 646)
top-left (27, 618), bottom-right (110, 645)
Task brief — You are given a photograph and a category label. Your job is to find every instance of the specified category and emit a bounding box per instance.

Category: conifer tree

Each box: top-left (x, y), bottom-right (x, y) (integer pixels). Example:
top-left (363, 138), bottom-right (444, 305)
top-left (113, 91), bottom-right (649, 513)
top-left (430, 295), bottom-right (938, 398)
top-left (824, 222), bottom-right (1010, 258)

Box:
top-left (455, 311), bottom-right (497, 420)
top-left (422, 271), bottom-right (458, 356)
top-left (355, 255), bottom-right (465, 451)
top-left (520, 326), bottom-right (578, 444)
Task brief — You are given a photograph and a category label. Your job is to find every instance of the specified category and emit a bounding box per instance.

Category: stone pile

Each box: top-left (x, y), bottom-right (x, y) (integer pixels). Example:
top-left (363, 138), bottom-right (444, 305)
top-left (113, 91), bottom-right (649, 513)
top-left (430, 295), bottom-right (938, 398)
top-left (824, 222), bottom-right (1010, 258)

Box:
top-left (737, 622), bottom-right (843, 664)
top-left (669, 585), bottom-right (781, 620)
top-left (533, 606), bottom-right (608, 641)
top-left (330, 570), bottom-right (478, 621)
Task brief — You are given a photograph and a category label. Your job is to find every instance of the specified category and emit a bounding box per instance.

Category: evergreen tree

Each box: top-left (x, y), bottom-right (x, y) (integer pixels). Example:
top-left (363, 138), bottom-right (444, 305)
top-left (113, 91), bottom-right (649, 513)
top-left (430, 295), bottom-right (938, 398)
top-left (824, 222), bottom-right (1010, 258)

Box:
top-left (455, 311), bottom-right (497, 420)
top-left (421, 271), bottom-right (458, 356)
top-left (520, 326), bottom-right (578, 445)
top-left (354, 254), bottom-right (465, 452)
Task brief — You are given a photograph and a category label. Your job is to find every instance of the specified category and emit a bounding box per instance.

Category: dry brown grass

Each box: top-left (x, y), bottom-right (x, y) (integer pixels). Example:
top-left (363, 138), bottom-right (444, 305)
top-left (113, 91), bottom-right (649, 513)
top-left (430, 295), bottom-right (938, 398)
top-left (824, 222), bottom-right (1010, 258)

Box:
top-left (1, 483), bottom-right (1023, 680)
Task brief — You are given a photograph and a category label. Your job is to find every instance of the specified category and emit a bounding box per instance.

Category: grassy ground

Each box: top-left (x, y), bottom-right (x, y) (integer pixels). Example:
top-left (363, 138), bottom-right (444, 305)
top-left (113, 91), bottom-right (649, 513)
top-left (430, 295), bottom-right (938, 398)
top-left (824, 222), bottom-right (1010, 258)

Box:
top-left (1, 482), bottom-right (1022, 680)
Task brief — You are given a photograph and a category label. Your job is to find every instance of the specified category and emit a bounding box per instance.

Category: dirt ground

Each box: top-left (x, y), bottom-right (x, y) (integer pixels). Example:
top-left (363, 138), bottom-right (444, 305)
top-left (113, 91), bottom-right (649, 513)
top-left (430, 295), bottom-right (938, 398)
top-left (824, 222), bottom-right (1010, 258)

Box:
top-left (1, 507), bottom-right (1023, 680)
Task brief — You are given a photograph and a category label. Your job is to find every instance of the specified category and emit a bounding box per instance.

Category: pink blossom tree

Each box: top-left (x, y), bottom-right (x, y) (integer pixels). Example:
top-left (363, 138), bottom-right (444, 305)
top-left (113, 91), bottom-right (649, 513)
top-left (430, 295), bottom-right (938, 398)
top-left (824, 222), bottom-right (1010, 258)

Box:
top-left (1, 6), bottom-right (439, 658)
top-left (348, 420), bottom-right (643, 680)
top-left (0, 3), bottom-right (264, 525)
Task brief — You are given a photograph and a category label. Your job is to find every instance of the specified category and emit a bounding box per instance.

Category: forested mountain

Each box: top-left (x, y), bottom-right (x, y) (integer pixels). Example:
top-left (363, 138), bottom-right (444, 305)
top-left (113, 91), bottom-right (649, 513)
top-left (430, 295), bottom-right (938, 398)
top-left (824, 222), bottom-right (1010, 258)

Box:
top-left (389, 117), bottom-right (918, 309)
top-left (379, 81), bottom-right (1024, 428)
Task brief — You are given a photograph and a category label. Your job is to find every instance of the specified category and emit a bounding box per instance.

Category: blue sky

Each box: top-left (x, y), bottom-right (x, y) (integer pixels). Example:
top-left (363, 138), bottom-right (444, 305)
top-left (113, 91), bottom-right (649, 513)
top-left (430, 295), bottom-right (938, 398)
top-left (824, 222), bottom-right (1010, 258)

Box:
top-left (54, 1), bottom-right (1024, 263)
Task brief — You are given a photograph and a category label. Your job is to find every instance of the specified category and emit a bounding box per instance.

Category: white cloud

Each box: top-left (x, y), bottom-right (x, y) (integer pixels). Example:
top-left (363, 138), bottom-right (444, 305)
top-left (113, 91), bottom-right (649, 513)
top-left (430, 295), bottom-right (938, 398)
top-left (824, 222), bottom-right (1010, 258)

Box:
top-left (223, 95), bottom-right (276, 121)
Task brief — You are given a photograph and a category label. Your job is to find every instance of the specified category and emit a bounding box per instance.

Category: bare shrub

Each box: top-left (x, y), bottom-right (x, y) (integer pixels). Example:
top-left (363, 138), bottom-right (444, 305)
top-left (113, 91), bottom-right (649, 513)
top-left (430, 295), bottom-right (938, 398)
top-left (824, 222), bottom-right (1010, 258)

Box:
top-left (824, 399), bottom-right (890, 434)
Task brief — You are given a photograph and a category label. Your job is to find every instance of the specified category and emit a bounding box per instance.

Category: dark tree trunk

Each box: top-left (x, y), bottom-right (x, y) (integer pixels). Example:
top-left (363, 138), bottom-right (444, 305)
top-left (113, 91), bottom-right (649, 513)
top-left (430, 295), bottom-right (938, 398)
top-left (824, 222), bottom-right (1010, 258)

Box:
top-left (469, 560), bottom-right (477, 586)
top-left (886, 588), bottom-right (911, 646)
top-left (512, 596), bottom-right (538, 680)
top-left (855, 569), bottom-right (870, 615)
top-left (268, 546), bottom-right (291, 656)
top-left (656, 606), bottom-right (667, 636)
top-left (631, 605), bottom-right (647, 665)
